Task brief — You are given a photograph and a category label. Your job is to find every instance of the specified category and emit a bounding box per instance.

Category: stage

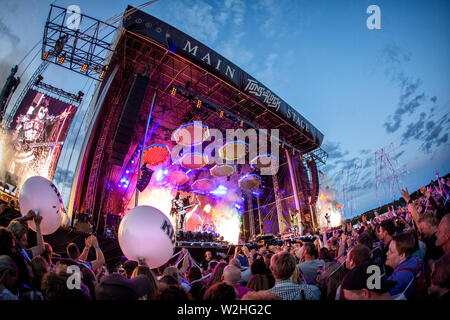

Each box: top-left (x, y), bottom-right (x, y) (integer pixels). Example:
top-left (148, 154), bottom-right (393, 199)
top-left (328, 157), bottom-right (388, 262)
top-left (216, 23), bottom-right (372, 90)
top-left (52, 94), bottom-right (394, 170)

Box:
top-left (1, 5), bottom-right (328, 256)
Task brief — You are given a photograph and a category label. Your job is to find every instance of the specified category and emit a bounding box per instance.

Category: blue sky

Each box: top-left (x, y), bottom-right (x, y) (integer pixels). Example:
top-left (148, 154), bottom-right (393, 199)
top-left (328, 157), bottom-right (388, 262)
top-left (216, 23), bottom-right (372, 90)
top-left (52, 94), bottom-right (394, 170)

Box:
top-left (0, 0), bottom-right (449, 218)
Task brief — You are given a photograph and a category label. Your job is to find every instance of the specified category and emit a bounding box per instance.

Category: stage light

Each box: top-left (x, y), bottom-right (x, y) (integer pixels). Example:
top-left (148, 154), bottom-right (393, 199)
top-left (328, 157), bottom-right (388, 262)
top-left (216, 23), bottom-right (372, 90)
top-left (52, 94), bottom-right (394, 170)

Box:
top-left (171, 87), bottom-right (177, 96)
top-left (58, 55), bottom-right (65, 65)
top-left (211, 185), bottom-right (227, 196)
top-left (81, 64), bottom-right (88, 73)
top-left (155, 169), bottom-right (165, 181)
top-left (196, 100), bottom-right (202, 108)
top-left (126, 170), bottom-right (130, 174)
top-left (42, 51), bottom-right (49, 60)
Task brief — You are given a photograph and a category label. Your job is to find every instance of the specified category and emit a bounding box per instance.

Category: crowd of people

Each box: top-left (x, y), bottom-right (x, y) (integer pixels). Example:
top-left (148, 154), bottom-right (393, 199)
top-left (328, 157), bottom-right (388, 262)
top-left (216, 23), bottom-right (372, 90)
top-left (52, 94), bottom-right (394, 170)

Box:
top-left (0, 172), bottom-right (449, 300)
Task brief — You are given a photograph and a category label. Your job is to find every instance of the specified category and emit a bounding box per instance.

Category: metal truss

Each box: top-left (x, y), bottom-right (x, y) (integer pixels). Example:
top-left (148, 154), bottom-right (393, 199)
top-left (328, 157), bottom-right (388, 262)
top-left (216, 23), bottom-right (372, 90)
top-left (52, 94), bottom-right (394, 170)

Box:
top-left (34, 81), bottom-right (83, 106)
top-left (4, 61), bottom-right (49, 127)
top-left (42, 4), bottom-right (117, 80)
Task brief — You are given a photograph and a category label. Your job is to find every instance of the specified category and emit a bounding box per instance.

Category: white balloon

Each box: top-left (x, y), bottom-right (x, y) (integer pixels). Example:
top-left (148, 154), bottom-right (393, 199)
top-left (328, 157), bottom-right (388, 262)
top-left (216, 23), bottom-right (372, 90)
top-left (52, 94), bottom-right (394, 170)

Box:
top-left (19, 176), bottom-right (63, 235)
top-left (118, 205), bottom-right (175, 268)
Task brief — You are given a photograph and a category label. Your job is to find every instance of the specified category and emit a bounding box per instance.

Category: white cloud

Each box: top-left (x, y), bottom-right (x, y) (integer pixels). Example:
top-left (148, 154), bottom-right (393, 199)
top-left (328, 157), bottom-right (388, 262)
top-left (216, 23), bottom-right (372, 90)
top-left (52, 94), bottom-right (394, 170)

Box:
top-left (258, 0), bottom-right (282, 38)
top-left (158, 0), bottom-right (220, 44)
top-left (215, 32), bottom-right (254, 69)
top-left (254, 52), bottom-right (278, 87)
top-left (225, 0), bottom-right (246, 25)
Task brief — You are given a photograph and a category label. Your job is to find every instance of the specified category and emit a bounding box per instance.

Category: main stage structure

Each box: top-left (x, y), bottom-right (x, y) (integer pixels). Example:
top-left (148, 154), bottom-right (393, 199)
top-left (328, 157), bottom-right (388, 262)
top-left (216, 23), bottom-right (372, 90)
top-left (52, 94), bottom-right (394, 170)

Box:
top-left (12, 5), bottom-right (328, 243)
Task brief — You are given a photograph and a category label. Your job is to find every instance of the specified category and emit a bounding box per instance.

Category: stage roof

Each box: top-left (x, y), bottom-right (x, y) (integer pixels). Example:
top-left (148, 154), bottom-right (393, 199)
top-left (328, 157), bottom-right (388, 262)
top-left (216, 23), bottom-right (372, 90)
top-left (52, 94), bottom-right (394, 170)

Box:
top-left (114, 6), bottom-right (325, 159)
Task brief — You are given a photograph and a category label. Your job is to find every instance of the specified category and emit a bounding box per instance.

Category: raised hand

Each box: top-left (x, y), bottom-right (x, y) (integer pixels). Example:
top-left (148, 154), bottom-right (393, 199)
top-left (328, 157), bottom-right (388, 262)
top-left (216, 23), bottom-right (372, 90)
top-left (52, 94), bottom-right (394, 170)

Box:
top-left (138, 257), bottom-right (147, 266)
top-left (25, 209), bottom-right (36, 221)
top-left (34, 214), bottom-right (43, 226)
top-left (401, 188), bottom-right (410, 203)
top-left (420, 185), bottom-right (430, 198)
top-left (85, 236), bottom-right (93, 248)
top-left (91, 235), bottom-right (99, 247)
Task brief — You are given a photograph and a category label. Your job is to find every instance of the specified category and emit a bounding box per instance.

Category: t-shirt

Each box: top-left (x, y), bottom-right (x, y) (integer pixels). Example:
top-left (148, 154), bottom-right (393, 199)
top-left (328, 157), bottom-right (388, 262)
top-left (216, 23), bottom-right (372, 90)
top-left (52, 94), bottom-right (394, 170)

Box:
top-left (297, 260), bottom-right (325, 285)
top-left (237, 254), bottom-right (249, 267)
top-left (238, 267), bottom-right (252, 285)
top-left (234, 285), bottom-right (253, 299)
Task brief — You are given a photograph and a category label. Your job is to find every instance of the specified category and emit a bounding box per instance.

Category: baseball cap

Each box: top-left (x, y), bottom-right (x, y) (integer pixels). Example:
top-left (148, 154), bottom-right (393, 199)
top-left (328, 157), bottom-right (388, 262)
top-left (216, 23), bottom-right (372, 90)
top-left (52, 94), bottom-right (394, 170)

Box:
top-left (95, 273), bottom-right (151, 300)
top-left (341, 262), bottom-right (397, 294)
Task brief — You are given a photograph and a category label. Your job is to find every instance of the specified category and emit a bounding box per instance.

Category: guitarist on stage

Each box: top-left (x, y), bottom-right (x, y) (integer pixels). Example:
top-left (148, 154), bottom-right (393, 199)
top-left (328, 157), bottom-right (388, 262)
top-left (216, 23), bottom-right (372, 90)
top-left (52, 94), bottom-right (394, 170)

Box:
top-left (171, 193), bottom-right (196, 232)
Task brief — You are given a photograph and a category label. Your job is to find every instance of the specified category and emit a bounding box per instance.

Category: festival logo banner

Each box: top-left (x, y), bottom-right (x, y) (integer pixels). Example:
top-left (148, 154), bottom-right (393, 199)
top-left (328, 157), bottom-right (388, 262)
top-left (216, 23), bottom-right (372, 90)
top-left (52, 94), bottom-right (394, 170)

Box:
top-left (6, 90), bottom-right (77, 186)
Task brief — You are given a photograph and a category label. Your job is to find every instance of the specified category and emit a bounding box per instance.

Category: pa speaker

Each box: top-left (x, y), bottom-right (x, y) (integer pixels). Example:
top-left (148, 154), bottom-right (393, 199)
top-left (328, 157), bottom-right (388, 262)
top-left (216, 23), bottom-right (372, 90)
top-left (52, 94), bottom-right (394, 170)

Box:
top-left (110, 73), bottom-right (150, 166)
top-left (136, 167), bottom-right (153, 192)
top-left (297, 160), bottom-right (311, 212)
top-left (308, 160), bottom-right (319, 206)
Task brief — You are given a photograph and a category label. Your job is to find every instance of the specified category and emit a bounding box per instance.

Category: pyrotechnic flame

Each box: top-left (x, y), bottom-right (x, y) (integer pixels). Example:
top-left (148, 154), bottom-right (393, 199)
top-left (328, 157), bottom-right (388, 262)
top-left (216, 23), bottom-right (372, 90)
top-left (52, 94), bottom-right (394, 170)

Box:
top-left (329, 210), bottom-right (342, 227)
top-left (213, 204), bottom-right (241, 244)
top-left (134, 186), bottom-right (176, 226)
top-left (317, 183), bottom-right (343, 229)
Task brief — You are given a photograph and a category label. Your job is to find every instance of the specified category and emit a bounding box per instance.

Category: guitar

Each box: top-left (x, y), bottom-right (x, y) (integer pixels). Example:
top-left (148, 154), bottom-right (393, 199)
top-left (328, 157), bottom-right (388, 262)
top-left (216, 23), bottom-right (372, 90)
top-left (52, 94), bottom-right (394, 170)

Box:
top-left (170, 203), bottom-right (197, 217)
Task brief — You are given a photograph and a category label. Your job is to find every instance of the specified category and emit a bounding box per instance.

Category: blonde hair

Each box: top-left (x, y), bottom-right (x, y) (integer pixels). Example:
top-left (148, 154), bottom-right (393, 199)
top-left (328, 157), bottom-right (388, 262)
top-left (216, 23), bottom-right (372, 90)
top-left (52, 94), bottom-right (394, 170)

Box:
top-left (291, 266), bottom-right (303, 285)
top-left (131, 266), bottom-right (159, 299)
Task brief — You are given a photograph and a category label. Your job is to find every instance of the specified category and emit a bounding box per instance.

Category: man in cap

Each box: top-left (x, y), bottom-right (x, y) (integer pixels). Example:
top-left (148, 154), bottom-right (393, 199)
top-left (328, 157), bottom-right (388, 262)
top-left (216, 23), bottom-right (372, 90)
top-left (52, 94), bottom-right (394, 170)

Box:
top-left (341, 261), bottom-right (397, 300)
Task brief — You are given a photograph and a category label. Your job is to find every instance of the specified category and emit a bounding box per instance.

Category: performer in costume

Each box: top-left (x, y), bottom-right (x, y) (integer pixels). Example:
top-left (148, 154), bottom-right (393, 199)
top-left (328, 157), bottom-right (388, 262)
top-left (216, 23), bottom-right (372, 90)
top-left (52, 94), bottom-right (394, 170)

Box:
top-left (324, 212), bottom-right (331, 227)
top-left (289, 209), bottom-right (299, 237)
top-left (170, 193), bottom-right (196, 232)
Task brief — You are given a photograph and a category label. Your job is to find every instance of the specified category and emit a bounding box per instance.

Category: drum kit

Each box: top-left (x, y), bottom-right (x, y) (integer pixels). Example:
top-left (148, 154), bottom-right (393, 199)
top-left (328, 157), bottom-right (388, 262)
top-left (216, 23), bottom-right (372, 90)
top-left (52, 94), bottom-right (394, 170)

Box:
top-left (139, 122), bottom-right (273, 233)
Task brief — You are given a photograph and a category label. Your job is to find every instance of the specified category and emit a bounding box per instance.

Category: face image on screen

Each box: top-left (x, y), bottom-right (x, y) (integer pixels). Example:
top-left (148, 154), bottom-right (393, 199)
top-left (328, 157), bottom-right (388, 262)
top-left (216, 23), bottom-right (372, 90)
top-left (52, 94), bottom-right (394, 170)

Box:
top-left (5, 90), bottom-right (77, 186)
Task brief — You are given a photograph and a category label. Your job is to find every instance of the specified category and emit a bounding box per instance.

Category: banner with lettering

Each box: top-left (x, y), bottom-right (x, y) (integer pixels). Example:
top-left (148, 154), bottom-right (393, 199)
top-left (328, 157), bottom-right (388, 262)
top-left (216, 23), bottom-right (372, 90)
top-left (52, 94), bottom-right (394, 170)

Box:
top-left (123, 6), bottom-right (324, 148)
